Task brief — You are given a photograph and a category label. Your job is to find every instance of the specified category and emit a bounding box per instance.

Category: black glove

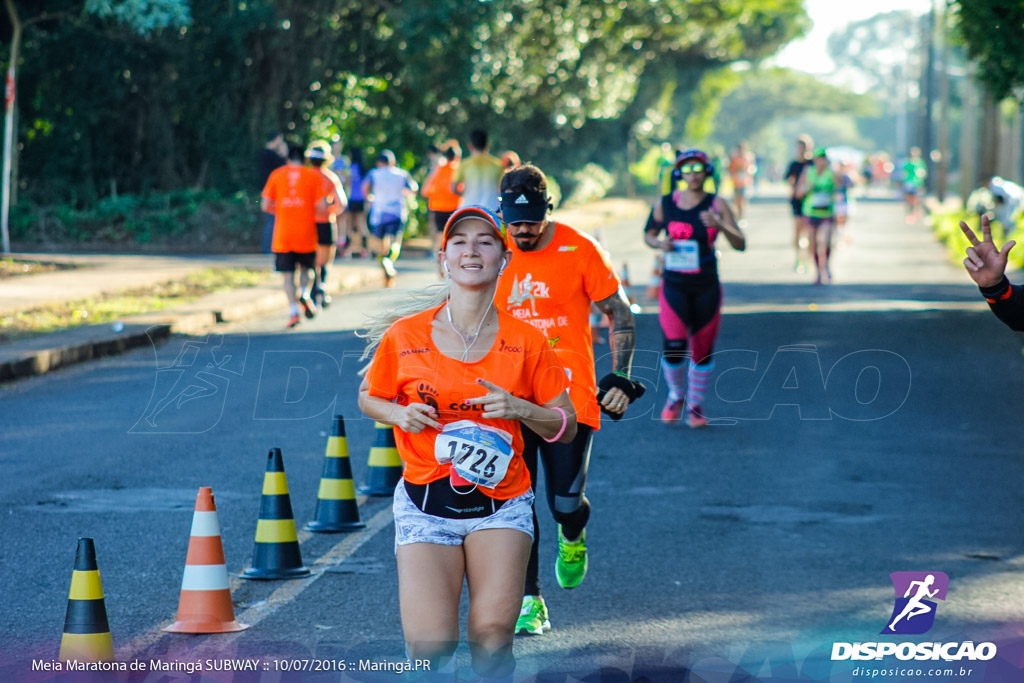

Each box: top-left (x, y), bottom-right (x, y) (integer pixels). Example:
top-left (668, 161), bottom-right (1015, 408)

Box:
top-left (596, 372), bottom-right (646, 421)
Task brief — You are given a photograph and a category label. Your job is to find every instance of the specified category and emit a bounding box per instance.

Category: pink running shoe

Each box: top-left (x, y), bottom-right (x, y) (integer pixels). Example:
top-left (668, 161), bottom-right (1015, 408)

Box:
top-left (660, 398), bottom-right (684, 422)
top-left (687, 405), bottom-right (708, 429)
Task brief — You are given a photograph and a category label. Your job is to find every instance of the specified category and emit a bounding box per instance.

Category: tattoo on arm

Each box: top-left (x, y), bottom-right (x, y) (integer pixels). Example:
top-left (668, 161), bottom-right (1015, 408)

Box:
top-left (595, 289), bottom-right (636, 375)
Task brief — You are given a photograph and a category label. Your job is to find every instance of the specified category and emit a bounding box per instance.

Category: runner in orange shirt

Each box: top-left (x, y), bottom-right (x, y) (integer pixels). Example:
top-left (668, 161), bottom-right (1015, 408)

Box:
top-left (306, 141), bottom-right (347, 309)
top-left (494, 164), bottom-right (644, 635)
top-left (261, 144), bottom-right (328, 328)
top-left (420, 140), bottom-right (462, 256)
top-left (359, 206), bottom-right (576, 679)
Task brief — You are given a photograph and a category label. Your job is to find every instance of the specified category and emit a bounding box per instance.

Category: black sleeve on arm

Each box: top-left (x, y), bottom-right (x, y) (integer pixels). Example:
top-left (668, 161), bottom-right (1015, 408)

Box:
top-left (645, 197), bottom-right (666, 235)
top-left (784, 161), bottom-right (798, 184)
top-left (644, 210), bottom-right (660, 235)
top-left (979, 276), bottom-right (1024, 331)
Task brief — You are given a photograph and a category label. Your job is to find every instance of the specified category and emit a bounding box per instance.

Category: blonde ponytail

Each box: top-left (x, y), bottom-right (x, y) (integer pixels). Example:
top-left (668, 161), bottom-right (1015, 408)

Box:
top-left (357, 281), bottom-right (451, 362)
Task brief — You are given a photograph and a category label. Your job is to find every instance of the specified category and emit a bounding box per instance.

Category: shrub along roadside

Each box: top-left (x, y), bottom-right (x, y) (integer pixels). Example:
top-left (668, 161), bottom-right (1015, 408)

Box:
top-left (10, 190), bottom-right (262, 253)
top-left (929, 207), bottom-right (1024, 271)
top-left (8, 164), bottom-right (614, 253)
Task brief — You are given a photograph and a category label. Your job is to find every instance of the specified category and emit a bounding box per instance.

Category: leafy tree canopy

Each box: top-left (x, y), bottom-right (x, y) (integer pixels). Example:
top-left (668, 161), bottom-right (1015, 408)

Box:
top-left (3, 0), bottom-right (808, 206)
top-left (705, 67), bottom-right (878, 148)
top-left (826, 10), bottom-right (924, 99)
top-left (950, 0), bottom-right (1024, 101)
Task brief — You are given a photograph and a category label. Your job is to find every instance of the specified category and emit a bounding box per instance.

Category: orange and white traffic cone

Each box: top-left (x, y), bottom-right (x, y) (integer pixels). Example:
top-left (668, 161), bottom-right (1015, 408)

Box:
top-left (164, 487), bottom-right (249, 633)
top-left (59, 538), bottom-right (114, 663)
top-left (644, 254), bottom-right (663, 300)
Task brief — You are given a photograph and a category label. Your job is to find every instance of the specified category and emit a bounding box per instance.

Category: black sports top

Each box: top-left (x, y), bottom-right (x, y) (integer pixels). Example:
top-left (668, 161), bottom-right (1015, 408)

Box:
top-left (645, 192), bottom-right (720, 285)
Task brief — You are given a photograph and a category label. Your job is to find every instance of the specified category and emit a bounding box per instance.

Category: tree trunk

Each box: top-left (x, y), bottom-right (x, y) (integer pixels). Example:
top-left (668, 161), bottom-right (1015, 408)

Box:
top-left (10, 99), bottom-right (17, 206)
top-left (960, 71), bottom-right (976, 203)
top-left (997, 104), bottom-right (1021, 182)
top-left (979, 88), bottom-right (1000, 183)
top-left (935, 2), bottom-right (950, 202)
top-left (2, 0), bottom-right (21, 253)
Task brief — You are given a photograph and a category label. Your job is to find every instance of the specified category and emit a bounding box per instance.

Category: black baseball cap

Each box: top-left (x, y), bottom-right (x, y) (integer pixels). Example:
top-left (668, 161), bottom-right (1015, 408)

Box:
top-left (499, 189), bottom-right (549, 224)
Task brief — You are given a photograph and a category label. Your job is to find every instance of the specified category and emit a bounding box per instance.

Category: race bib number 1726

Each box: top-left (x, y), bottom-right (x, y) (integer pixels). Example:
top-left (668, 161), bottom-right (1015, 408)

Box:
top-left (434, 420), bottom-right (515, 489)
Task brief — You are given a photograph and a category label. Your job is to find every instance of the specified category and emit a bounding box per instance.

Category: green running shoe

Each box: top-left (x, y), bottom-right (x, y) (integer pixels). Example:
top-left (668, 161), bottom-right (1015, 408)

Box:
top-left (555, 525), bottom-right (588, 589)
top-left (515, 595), bottom-right (550, 636)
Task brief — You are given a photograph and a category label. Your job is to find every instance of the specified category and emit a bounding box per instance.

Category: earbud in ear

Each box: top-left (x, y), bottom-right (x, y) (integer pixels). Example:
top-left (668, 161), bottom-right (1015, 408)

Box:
top-left (443, 262), bottom-right (450, 275)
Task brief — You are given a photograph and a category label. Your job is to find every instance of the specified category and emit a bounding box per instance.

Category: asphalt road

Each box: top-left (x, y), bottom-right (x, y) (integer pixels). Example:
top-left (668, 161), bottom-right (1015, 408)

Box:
top-left (2, 199), bottom-right (1023, 682)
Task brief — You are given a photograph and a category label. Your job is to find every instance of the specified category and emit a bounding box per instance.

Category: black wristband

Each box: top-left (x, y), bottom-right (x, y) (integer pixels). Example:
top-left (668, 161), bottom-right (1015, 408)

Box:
top-left (596, 373), bottom-right (646, 421)
top-left (979, 276), bottom-right (1011, 300)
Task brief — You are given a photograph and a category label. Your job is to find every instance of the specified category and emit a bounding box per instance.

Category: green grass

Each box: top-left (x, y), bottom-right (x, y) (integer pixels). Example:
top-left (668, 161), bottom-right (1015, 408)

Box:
top-left (0, 257), bottom-right (77, 279)
top-left (0, 267), bottom-right (269, 342)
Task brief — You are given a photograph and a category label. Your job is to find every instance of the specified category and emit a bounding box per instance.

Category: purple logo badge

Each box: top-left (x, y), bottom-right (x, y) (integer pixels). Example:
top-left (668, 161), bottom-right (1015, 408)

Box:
top-left (881, 571), bottom-right (949, 635)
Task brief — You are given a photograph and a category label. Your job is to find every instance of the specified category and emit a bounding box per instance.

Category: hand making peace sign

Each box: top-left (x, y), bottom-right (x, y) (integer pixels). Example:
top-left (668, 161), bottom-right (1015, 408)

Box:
top-left (960, 213), bottom-right (1016, 289)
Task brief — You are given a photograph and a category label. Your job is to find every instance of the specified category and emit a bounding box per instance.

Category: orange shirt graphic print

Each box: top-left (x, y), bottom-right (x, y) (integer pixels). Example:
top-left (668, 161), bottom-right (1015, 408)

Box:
top-left (506, 272), bottom-right (543, 316)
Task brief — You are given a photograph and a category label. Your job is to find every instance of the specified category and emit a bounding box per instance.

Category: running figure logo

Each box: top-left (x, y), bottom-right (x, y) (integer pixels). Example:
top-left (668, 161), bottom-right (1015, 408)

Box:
top-left (881, 571), bottom-right (949, 635)
top-left (506, 272), bottom-right (540, 316)
top-left (131, 331), bottom-right (248, 434)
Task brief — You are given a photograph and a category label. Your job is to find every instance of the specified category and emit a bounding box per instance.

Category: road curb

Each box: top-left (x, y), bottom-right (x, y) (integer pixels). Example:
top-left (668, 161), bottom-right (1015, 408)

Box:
top-left (0, 264), bottom-right (383, 382)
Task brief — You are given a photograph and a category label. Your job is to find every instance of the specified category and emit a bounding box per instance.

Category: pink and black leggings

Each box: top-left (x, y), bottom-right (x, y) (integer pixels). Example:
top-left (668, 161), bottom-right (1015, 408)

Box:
top-left (658, 280), bottom-right (723, 365)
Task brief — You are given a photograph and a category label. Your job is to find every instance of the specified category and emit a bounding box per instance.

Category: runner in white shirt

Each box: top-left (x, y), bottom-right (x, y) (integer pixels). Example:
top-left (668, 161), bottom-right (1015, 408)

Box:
top-left (363, 149), bottom-right (418, 285)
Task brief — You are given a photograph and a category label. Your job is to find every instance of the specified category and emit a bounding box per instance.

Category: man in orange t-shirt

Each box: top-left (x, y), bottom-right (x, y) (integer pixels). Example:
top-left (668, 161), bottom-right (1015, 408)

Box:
top-left (262, 144), bottom-right (328, 328)
top-left (421, 140), bottom-right (463, 255)
top-left (494, 164), bottom-right (644, 635)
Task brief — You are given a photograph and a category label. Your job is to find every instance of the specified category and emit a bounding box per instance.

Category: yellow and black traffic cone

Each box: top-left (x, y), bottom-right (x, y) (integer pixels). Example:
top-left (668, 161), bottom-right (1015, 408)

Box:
top-left (241, 448), bottom-right (310, 580)
top-left (59, 538), bottom-right (114, 662)
top-left (305, 415), bottom-right (365, 532)
top-left (358, 422), bottom-right (402, 496)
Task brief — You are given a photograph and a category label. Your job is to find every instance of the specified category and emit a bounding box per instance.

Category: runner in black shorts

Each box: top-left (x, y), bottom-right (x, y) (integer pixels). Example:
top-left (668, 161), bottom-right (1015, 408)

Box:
top-left (307, 141), bottom-right (347, 308)
top-left (262, 145), bottom-right (327, 328)
top-left (785, 135), bottom-right (813, 272)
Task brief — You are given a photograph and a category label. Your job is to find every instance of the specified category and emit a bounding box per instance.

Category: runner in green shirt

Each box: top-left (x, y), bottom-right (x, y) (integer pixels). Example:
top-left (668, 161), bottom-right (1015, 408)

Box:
top-left (901, 147), bottom-right (927, 223)
top-left (797, 148), bottom-right (838, 285)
